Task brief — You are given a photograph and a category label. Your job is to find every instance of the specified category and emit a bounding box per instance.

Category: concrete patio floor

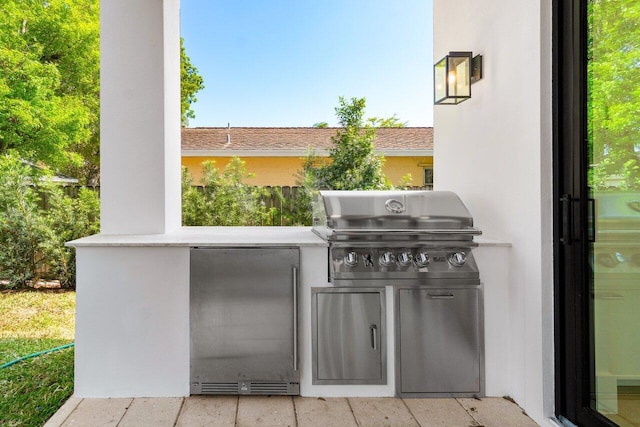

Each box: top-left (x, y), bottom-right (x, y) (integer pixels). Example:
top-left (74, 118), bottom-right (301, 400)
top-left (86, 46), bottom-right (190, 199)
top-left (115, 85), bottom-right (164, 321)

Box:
top-left (44, 395), bottom-right (539, 427)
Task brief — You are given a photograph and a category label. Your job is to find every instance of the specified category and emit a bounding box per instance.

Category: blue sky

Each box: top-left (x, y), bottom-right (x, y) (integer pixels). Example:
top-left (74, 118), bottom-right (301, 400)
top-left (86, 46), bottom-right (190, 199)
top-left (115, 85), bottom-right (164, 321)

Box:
top-left (180, 0), bottom-right (433, 128)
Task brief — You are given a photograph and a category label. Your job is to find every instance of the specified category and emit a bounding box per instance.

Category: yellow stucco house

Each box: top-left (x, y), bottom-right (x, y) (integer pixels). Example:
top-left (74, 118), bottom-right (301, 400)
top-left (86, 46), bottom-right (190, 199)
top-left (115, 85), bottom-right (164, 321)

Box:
top-left (181, 127), bottom-right (434, 187)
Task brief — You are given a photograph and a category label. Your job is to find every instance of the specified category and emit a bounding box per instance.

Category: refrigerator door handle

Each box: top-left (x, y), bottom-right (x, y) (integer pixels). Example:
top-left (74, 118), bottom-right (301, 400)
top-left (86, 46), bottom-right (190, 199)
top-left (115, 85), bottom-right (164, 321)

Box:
top-left (293, 267), bottom-right (298, 371)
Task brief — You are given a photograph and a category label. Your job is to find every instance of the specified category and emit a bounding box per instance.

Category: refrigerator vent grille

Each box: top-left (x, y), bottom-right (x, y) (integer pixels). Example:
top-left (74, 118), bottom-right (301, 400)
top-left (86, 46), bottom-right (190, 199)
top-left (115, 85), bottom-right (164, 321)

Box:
top-left (200, 382), bottom-right (237, 394)
top-left (249, 382), bottom-right (289, 394)
top-left (199, 382), bottom-right (294, 395)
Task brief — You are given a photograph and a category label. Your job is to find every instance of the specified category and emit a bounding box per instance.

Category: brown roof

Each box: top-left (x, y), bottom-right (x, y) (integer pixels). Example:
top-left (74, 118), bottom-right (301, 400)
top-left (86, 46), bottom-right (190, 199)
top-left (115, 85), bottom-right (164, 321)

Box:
top-left (181, 127), bottom-right (433, 152)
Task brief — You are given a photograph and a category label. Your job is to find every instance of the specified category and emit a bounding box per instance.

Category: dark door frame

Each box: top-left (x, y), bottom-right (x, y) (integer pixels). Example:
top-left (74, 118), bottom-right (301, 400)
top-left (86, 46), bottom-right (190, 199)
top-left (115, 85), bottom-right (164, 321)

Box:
top-left (553, 0), bottom-right (619, 425)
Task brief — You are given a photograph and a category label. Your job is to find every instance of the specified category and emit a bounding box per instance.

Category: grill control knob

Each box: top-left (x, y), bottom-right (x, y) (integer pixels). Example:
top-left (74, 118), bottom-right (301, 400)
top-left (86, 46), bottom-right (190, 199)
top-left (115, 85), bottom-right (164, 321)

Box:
top-left (397, 252), bottom-right (412, 267)
top-left (449, 251), bottom-right (467, 267)
top-left (379, 252), bottom-right (395, 267)
top-left (414, 252), bottom-right (430, 267)
top-left (344, 251), bottom-right (358, 267)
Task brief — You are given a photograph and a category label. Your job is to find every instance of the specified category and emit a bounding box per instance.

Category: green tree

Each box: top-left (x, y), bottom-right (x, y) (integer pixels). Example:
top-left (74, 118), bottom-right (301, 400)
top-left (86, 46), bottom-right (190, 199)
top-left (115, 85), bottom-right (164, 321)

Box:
top-left (0, 1), bottom-right (204, 183)
top-left (0, 0), bottom-right (92, 172)
top-left (367, 114), bottom-right (408, 128)
top-left (181, 38), bottom-right (205, 127)
top-left (588, 0), bottom-right (640, 189)
top-left (305, 97), bottom-right (390, 190)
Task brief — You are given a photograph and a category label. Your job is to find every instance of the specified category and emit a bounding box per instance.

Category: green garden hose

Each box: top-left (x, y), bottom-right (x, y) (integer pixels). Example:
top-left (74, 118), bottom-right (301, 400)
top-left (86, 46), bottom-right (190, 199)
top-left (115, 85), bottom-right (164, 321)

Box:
top-left (0, 343), bottom-right (74, 369)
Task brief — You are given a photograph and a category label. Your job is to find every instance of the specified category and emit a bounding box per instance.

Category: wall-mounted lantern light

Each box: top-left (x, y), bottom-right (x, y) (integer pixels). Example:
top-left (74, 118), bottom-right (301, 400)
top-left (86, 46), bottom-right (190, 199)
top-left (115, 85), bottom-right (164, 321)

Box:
top-left (434, 51), bottom-right (483, 105)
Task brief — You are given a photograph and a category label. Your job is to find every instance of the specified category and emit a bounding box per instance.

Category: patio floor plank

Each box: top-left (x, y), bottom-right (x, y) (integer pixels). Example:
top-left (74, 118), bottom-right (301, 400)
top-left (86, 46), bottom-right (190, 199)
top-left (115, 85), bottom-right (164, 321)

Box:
top-left (236, 395), bottom-right (296, 427)
top-left (60, 397), bottom-right (132, 427)
top-left (349, 397), bottom-right (419, 427)
top-left (403, 398), bottom-right (480, 427)
top-left (43, 397), bottom-right (83, 427)
top-left (294, 396), bottom-right (358, 427)
top-left (175, 396), bottom-right (237, 427)
top-left (117, 397), bottom-right (183, 427)
top-left (457, 397), bottom-right (539, 427)
top-left (46, 395), bottom-right (543, 426)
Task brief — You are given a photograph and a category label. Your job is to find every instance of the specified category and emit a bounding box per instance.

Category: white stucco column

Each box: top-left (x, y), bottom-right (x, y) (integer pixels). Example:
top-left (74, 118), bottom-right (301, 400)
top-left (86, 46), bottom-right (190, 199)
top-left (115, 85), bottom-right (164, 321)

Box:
top-left (433, 0), bottom-right (553, 425)
top-left (100, 0), bottom-right (181, 234)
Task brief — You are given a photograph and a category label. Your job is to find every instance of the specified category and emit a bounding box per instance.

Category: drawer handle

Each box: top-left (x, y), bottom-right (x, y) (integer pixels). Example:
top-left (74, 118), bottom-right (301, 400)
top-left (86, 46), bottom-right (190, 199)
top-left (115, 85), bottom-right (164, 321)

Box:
top-left (428, 293), bottom-right (455, 299)
top-left (371, 324), bottom-right (377, 350)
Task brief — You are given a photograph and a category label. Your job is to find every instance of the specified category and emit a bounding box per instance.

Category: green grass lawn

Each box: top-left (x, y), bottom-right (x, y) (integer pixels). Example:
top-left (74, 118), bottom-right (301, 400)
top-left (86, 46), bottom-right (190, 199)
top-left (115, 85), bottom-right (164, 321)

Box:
top-left (0, 290), bottom-right (75, 427)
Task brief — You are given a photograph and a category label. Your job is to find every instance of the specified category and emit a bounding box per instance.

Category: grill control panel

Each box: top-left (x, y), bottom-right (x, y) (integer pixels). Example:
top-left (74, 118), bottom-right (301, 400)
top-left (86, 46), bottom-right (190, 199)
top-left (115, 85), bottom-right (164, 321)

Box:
top-left (330, 246), bottom-right (479, 281)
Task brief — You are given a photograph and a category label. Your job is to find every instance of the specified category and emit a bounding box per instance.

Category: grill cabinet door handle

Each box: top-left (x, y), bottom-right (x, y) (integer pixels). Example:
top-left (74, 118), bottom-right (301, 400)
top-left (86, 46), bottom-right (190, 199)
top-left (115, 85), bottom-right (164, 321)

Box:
top-left (370, 324), bottom-right (377, 350)
top-left (428, 293), bottom-right (455, 299)
top-left (292, 267), bottom-right (298, 371)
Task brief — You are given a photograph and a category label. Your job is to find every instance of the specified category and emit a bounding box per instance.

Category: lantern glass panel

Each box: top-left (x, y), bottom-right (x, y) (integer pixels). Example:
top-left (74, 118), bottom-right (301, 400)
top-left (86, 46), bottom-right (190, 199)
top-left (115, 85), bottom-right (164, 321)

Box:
top-left (448, 55), bottom-right (471, 98)
top-left (434, 57), bottom-right (447, 103)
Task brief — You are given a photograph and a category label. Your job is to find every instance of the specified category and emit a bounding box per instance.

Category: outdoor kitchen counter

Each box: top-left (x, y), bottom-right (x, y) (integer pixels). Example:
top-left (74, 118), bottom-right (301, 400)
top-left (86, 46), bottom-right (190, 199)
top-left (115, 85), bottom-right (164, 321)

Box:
top-left (68, 227), bottom-right (511, 399)
top-left (67, 226), bottom-right (328, 247)
top-left (67, 228), bottom-right (508, 248)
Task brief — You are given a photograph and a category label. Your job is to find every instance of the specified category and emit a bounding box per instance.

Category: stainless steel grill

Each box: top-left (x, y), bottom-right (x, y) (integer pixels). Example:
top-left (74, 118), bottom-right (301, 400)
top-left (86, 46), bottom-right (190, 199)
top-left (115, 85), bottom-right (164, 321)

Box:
top-left (312, 190), bottom-right (482, 285)
top-left (312, 190), bottom-right (484, 397)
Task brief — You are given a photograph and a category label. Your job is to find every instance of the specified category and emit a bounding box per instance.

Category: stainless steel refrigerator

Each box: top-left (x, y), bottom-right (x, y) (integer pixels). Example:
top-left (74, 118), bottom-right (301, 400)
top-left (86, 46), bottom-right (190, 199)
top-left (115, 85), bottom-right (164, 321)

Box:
top-left (190, 247), bottom-right (300, 395)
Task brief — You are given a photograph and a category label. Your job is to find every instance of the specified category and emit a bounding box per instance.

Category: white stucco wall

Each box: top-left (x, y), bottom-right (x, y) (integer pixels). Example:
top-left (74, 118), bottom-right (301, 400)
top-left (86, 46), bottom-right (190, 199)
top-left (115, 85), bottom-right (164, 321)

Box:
top-left (433, 0), bottom-right (554, 425)
top-left (74, 247), bottom-right (190, 397)
top-left (100, 0), bottom-right (181, 234)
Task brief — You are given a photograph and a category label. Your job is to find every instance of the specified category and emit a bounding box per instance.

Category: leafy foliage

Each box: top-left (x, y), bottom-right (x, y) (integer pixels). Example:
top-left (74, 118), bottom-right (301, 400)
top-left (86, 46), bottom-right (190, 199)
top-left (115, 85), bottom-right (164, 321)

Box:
top-left (0, 154), bottom-right (99, 289)
top-left (40, 184), bottom-right (100, 287)
top-left (0, 1), bottom-right (203, 183)
top-left (588, 0), bottom-right (640, 189)
top-left (0, 0), bottom-right (92, 172)
top-left (182, 158), bottom-right (277, 226)
top-left (0, 156), bottom-right (49, 288)
top-left (181, 37), bottom-right (205, 127)
top-left (367, 114), bottom-right (408, 128)
top-left (304, 97), bottom-right (391, 190)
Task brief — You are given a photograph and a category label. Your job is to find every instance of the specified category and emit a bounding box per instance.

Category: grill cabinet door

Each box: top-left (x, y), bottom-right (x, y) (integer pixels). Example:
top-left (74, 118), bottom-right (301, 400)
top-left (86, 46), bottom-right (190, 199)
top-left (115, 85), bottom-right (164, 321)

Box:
top-left (399, 288), bottom-right (480, 394)
top-left (315, 291), bottom-right (383, 383)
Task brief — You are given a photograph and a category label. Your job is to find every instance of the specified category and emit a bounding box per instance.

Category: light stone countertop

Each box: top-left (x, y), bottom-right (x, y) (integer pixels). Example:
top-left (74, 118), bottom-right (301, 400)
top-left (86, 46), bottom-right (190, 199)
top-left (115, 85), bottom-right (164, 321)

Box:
top-left (474, 237), bottom-right (512, 247)
top-left (66, 226), bottom-right (328, 247)
top-left (67, 226), bottom-right (511, 248)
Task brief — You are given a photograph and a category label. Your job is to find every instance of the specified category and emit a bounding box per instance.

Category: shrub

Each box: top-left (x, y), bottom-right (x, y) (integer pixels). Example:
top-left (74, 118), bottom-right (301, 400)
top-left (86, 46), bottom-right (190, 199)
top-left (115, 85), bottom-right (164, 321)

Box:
top-left (182, 157), bottom-right (277, 226)
top-left (0, 155), bottom-right (49, 288)
top-left (40, 183), bottom-right (100, 287)
top-left (0, 153), bottom-right (100, 289)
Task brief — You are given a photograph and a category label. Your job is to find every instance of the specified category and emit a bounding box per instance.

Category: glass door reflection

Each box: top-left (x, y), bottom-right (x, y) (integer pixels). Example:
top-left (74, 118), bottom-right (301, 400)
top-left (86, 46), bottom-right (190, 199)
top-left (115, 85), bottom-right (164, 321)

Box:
top-left (589, 1), bottom-right (640, 425)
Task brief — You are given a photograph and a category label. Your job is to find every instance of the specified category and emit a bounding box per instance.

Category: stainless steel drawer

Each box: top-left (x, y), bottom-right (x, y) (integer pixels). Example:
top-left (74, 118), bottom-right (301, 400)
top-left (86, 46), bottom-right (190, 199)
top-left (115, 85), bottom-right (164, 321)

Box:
top-left (397, 287), bottom-right (482, 396)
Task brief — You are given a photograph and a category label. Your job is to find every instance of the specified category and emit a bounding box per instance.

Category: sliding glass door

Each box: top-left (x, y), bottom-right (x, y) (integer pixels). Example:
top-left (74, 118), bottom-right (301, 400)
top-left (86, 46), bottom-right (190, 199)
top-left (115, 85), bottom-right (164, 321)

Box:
top-left (588, 1), bottom-right (640, 424)
top-left (556, 1), bottom-right (640, 426)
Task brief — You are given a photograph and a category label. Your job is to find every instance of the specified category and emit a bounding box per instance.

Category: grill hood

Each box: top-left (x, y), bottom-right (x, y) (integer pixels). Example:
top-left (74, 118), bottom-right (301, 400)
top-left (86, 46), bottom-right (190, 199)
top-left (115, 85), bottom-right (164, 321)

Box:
top-left (312, 190), bottom-right (481, 241)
